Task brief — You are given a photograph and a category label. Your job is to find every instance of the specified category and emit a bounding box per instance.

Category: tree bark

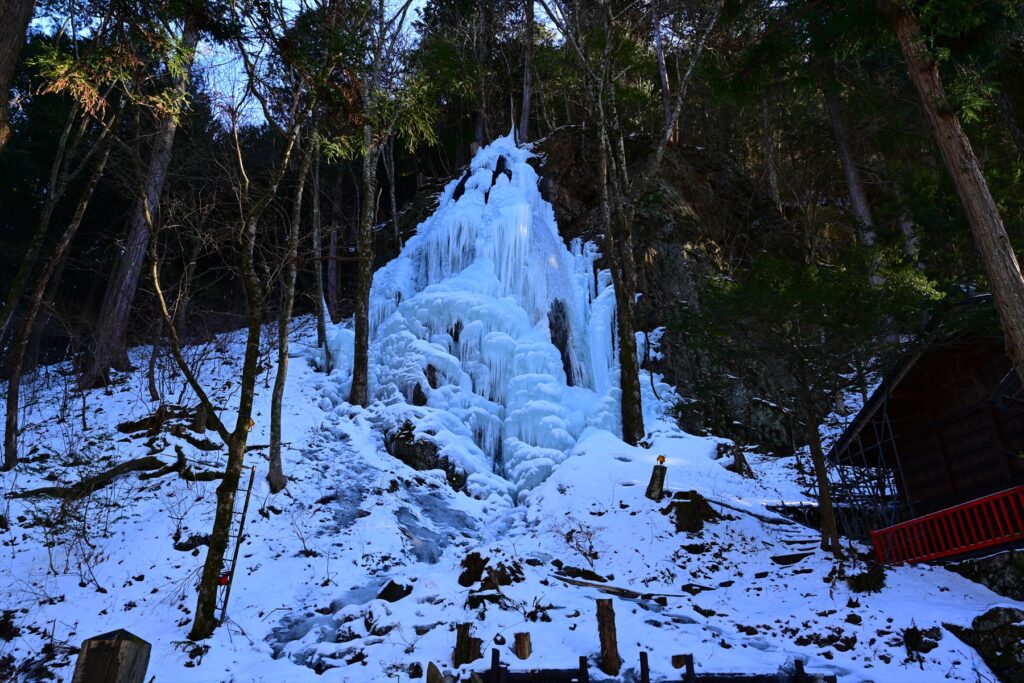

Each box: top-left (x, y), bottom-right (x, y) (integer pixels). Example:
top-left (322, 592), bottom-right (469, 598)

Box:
top-left (326, 166), bottom-right (343, 323)
top-left (0, 0), bottom-right (36, 152)
top-left (268, 134), bottom-right (315, 493)
top-left (4, 109), bottom-right (119, 471)
top-left (518, 0), bottom-right (533, 143)
top-left (81, 22), bottom-right (198, 388)
top-left (349, 133), bottom-right (380, 408)
top-left (383, 136), bottom-right (401, 249)
top-left (806, 420), bottom-right (841, 556)
top-left (822, 87), bottom-right (875, 243)
top-left (889, 4), bottom-right (1024, 384)
top-left (312, 141), bottom-right (331, 370)
top-left (652, 0), bottom-right (673, 140)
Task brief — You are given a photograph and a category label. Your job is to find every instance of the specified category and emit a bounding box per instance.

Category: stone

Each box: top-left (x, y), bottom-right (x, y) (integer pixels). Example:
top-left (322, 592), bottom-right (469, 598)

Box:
top-left (771, 552), bottom-right (813, 566)
top-left (377, 580), bottom-right (412, 603)
top-left (946, 607), bottom-right (1024, 683)
top-left (945, 549), bottom-right (1024, 601)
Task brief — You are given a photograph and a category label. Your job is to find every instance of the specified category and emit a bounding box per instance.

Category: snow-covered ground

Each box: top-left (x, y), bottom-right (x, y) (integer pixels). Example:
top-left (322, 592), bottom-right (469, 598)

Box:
top-left (0, 137), bottom-right (1017, 682)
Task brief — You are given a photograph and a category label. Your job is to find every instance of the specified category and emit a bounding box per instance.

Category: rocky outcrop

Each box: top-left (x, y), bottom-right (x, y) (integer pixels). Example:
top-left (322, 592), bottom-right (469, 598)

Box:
top-left (946, 607), bottom-right (1024, 683)
top-left (382, 420), bottom-right (467, 491)
top-left (945, 549), bottom-right (1024, 601)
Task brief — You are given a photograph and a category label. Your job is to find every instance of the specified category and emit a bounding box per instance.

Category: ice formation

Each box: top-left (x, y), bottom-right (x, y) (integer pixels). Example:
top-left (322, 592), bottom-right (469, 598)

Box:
top-left (362, 133), bottom-right (623, 499)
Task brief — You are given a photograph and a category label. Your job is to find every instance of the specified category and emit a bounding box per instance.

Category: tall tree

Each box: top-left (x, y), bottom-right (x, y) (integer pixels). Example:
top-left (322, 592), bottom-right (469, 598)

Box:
top-left (339, 0), bottom-right (435, 408)
top-left (538, 0), bottom-right (722, 444)
top-left (81, 16), bottom-right (200, 387)
top-left (518, 0), bottom-right (533, 142)
top-left (887, 1), bottom-right (1024, 383)
top-left (0, 0), bottom-right (36, 151)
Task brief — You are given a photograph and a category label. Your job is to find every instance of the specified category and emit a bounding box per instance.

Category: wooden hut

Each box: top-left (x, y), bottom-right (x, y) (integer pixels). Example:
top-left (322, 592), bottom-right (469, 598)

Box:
top-left (828, 330), bottom-right (1024, 563)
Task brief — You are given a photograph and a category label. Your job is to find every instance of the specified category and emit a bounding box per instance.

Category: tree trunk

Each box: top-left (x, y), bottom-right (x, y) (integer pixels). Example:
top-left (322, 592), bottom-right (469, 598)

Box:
top-left (993, 90), bottom-right (1024, 159)
top-left (518, 0), bottom-right (533, 143)
top-left (81, 23), bottom-right (198, 388)
top-left (268, 135), bottom-right (315, 493)
top-left (598, 129), bottom-right (644, 445)
top-left (326, 167), bottom-right (343, 323)
top-left (383, 137), bottom-right (401, 250)
top-left (4, 110), bottom-right (118, 471)
top-left (889, 5), bottom-right (1024, 384)
top-left (806, 421), bottom-right (841, 556)
top-left (0, 0), bottom-right (36, 152)
top-left (0, 105), bottom-right (83, 348)
top-left (822, 87), bottom-right (875, 243)
top-left (763, 101), bottom-right (782, 214)
top-left (312, 142), bottom-right (331, 369)
top-left (652, 0), bottom-right (673, 140)
top-left (188, 436), bottom-right (246, 639)
top-left (349, 133), bottom-right (379, 408)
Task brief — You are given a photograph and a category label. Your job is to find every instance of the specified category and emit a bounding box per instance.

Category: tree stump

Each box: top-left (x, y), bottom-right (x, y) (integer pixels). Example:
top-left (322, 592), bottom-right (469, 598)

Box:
top-left (513, 632), bottom-right (531, 660)
top-left (453, 622), bottom-right (482, 667)
top-left (72, 629), bottom-right (150, 683)
top-left (645, 464), bottom-right (667, 501)
top-left (595, 598), bottom-right (621, 675)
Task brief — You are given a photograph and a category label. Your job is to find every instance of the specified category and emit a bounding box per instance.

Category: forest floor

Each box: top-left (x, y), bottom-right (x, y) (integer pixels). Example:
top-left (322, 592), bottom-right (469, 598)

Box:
top-left (0, 317), bottom-right (1016, 682)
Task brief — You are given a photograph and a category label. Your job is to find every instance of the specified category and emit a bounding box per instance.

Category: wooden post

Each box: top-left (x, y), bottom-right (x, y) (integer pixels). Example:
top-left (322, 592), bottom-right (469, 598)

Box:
top-left (645, 464), bottom-right (667, 501)
top-left (684, 653), bottom-right (696, 683)
top-left (794, 659), bottom-right (807, 683)
top-left (639, 651), bottom-right (650, 683)
top-left (72, 629), bottom-right (150, 683)
top-left (454, 622), bottom-right (483, 667)
top-left (595, 598), bottom-right (621, 675)
top-left (489, 648), bottom-right (500, 683)
top-left (513, 632), bottom-right (531, 660)
top-left (578, 655), bottom-right (590, 683)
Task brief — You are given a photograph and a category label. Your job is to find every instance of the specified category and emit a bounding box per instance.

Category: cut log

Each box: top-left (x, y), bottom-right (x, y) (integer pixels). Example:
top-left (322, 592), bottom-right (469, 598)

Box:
top-left (513, 632), bottom-right (531, 660)
top-left (645, 464), bottom-right (667, 501)
top-left (453, 622), bottom-right (482, 667)
top-left (72, 629), bottom-right (150, 683)
top-left (596, 598), bottom-right (621, 675)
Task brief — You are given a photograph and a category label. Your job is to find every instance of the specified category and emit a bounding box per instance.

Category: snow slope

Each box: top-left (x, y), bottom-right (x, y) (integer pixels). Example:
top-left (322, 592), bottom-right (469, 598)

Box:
top-left (0, 136), bottom-right (1018, 682)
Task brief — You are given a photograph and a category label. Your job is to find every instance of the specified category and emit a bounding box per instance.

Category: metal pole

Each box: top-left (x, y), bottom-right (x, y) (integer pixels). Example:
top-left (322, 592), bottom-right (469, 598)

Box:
top-left (220, 466), bottom-right (255, 624)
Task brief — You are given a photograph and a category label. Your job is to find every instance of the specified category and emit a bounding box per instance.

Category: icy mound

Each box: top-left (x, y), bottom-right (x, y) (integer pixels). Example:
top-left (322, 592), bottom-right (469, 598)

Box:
top-left (364, 134), bottom-right (622, 499)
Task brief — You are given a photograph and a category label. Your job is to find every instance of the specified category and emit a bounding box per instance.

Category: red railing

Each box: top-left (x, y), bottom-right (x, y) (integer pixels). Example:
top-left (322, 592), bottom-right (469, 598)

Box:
top-left (870, 485), bottom-right (1024, 565)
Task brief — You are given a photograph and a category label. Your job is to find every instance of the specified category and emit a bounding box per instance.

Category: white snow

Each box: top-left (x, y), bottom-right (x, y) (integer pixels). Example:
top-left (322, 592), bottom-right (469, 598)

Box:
top-left (0, 136), bottom-right (1017, 682)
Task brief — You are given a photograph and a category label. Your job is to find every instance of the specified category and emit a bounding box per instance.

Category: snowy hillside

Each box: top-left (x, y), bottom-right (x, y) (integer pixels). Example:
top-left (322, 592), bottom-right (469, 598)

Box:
top-left (0, 137), bottom-right (1017, 682)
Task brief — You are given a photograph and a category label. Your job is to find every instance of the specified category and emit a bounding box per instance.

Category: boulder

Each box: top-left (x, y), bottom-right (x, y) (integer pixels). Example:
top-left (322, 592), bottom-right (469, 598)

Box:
top-left (661, 490), bottom-right (720, 533)
top-left (946, 607), bottom-right (1024, 683)
top-left (383, 421), bottom-right (466, 491)
top-left (945, 549), bottom-right (1024, 601)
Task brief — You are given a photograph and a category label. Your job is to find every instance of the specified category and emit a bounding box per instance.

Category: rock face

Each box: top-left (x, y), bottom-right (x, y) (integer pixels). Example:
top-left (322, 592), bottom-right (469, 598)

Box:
top-left (945, 549), bottom-right (1024, 601)
top-left (535, 127), bottom-right (801, 452)
top-left (946, 607), bottom-right (1024, 683)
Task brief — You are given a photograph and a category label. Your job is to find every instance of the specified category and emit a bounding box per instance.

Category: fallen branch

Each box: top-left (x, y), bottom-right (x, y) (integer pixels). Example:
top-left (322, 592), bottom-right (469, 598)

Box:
top-left (139, 447), bottom-right (223, 482)
top-left (553, 574), bottom-right (713, 599)
top-left (9, 456), bottom-right (166, 499)
top-left (705, 497), bottom-right (792, 525)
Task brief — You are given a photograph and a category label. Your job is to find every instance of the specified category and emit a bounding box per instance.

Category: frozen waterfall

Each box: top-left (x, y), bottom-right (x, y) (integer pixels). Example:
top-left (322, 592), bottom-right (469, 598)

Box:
top-left (361, 133), bottom-right (623, 500)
